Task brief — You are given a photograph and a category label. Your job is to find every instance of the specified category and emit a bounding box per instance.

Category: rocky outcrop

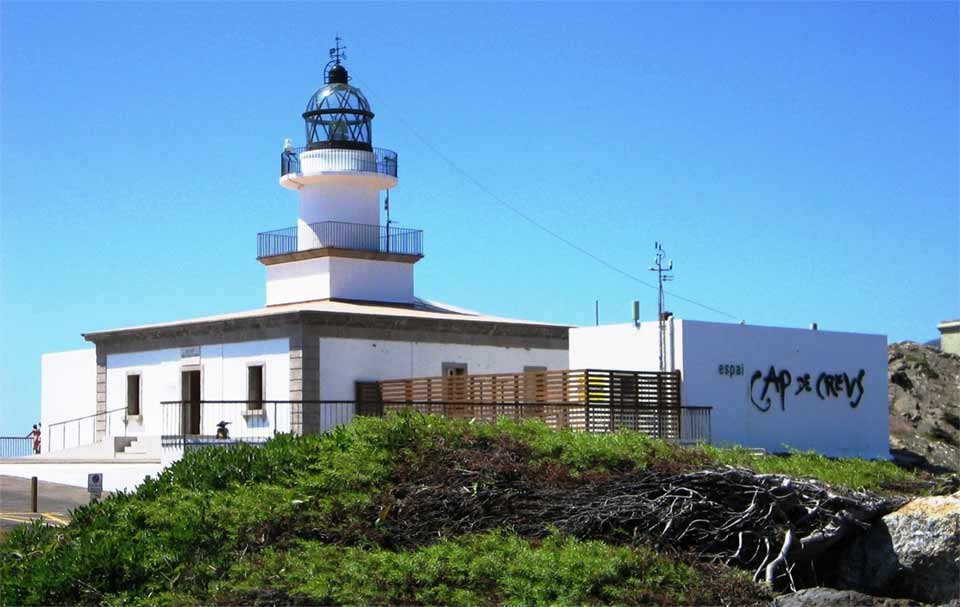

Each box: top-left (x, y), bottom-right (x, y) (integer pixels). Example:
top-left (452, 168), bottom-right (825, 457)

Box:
top-left (771, 587), bottom-right (920, 607)
top-left (888, 342), bottom-right (960, 473)
top-left (837, 492), bottom-right (960, 604)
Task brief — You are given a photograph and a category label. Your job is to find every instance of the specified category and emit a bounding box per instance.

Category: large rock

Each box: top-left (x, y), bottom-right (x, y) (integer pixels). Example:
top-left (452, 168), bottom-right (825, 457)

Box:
top-left (771, 587), bottom-right (919, 607)
top-left (838, 492), bottom-right (960, 603)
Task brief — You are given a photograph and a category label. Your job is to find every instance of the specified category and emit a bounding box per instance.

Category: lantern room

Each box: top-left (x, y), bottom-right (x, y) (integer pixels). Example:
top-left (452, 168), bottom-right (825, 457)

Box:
top-left (302, 62), bottom-right (374, 151)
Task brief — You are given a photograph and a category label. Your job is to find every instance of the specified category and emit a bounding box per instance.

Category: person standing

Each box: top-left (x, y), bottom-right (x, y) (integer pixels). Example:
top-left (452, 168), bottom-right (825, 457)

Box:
top-left (30, 424), bottom-right (41, 454)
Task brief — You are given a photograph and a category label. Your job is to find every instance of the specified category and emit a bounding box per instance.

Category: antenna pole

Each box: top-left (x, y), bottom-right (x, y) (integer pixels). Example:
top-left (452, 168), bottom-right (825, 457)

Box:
top-left (648, 242), bottom-right (674, 372)
top-left (384, 190), bottom-right (392, 253)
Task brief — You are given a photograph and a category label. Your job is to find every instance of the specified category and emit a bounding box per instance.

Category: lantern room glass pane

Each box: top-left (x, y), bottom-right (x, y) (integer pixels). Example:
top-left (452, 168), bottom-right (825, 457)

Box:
top-left (303, 82), bottom-right (374, 151)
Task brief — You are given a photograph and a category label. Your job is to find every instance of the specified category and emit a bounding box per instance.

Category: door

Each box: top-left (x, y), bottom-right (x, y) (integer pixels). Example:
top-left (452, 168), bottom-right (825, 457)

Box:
top-left (181, 369), bottom-right (201, 435)
top-left (355, 381), bottom-right (384, 417)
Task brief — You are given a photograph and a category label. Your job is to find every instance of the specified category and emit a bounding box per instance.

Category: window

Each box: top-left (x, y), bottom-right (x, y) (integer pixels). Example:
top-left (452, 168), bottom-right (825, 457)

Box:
top-left (247, 365), bottom-right (264, 411)
top-left (126, 374), bottom-right (141, 417)
top-left (442, 362), bottom-right (467, 376)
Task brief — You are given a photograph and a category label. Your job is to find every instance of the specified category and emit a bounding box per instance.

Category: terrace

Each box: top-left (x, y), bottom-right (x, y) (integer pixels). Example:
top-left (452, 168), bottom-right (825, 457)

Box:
top-left (159, 369), bottom-right (712, 449)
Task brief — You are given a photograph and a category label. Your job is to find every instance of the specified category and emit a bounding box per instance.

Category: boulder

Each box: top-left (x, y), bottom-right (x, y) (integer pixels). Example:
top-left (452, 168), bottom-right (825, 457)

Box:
top-left (837, 492), bottom-right (960, 603)
top-left (771, 587), bottom-right (919, 607)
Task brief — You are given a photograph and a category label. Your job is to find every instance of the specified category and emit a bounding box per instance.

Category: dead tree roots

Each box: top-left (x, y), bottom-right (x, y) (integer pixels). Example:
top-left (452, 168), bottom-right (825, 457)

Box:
top-left (385, 466), bottom-right (903, 587)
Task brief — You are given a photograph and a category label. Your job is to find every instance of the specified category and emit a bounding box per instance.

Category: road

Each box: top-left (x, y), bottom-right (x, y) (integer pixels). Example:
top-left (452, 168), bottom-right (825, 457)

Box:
top-left (0, 475), bottom-right (95, 537)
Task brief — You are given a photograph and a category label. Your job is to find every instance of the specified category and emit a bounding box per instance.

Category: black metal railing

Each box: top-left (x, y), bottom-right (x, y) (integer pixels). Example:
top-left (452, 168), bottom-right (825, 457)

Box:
top-left (257, 221), bottom-right (423, 259)
top-left (280, 146), bottom-right (398, 178)
top-left (680, 406), bottom-right (712, 445)
top-left (159, 400), bottom-right (355, 448)
top-left (159, 400), bottom-right (713, 449)
top-left (46, 407), bottom-right (128, 453)
top-left (0, 437), bottom-right (34, 458)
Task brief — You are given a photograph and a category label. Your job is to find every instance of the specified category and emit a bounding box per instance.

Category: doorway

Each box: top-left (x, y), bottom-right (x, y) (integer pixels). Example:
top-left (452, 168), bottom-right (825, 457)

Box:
top-left (181, 369), bottom-right (201, 435)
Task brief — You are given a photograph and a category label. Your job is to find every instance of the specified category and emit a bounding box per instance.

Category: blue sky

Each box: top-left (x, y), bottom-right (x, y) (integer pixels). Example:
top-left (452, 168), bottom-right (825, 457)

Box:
top-left (2, 2), bottom-right (957, 434)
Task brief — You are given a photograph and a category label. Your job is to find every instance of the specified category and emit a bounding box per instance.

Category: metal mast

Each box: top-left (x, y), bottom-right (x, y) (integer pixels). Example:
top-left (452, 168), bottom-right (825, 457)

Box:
top-left (648, 242), bottom-right (673, 372)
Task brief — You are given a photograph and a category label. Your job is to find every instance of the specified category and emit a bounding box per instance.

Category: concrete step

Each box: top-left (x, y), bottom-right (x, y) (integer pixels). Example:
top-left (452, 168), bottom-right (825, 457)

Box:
top-left (113, 437), bottom-right (136, 454)
top-left (120, 436), bottom-right (160, 459)
top-left (122, 438), bottom-right (149, 455)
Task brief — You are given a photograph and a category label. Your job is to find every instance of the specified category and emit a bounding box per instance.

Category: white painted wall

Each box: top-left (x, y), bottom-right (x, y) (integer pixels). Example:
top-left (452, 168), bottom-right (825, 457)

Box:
top-left (266, 257), bottom-right (333, 304)
top-left (104, 338), bottom-right (290, 440)
top-left (678, 321), bottom-right (888, 459)
top-left (316, 337), bottom-right (569, 429)
top-left (328, 257), bottom-right (414, 303)
top-left (41, 349), bottom-right (97, 453)
top-left (266, 256), bottom-right (415, 305)
top-left (570, 320), bottom-right (889, 459)
top-left (298, 179), bottom-right (381, 228)
top-left (569, 322), bottom-right (673, 371)
top-left (295, 151), bottom-right (394, 230)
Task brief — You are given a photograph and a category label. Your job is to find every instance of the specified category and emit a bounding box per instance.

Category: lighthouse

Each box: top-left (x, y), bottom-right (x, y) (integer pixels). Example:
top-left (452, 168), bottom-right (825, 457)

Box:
top-left (259, 44), bottom-right (421, 306)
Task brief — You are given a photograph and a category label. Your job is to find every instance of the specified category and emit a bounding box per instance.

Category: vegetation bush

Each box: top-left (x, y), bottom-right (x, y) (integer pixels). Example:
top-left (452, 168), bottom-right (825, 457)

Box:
top-left (704, 445), bottom-right (916, 491)
top-left (1, 413), bottom-right (916, 606)
top-left (221, 531), bottom-right (767, 606)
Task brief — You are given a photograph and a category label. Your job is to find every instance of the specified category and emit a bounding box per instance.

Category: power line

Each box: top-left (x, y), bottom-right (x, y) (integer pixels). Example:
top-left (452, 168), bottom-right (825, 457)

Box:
top-left (359, 82), bottom-right (740, 322)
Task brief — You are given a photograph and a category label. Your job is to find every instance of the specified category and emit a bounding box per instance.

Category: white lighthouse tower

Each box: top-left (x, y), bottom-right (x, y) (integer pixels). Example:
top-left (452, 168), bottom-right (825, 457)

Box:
top-left (260, 44), bottom-right (421, 306)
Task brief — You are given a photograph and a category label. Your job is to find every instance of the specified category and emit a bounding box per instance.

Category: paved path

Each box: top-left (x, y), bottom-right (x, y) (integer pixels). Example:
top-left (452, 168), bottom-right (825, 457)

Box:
top-left (0, 475), bottom-right (94, 536)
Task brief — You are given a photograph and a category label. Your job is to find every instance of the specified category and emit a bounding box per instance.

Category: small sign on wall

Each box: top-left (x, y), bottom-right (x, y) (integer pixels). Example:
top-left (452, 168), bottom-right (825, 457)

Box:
top-left (181, 346), bottom-right (200, 359)
top-left (88, 472), bottom-right (103, 498)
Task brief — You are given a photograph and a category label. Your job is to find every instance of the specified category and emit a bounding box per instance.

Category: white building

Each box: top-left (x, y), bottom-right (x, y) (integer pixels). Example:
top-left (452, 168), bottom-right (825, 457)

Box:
top-left (570, 319), bottom-right (889, 459)
top-left (6, 56), bottom-right (568, 491)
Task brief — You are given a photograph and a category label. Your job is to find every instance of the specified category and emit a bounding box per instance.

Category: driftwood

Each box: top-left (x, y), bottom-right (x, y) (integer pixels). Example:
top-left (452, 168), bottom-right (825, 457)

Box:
top-left (386, 467), bottom-right (903, 585)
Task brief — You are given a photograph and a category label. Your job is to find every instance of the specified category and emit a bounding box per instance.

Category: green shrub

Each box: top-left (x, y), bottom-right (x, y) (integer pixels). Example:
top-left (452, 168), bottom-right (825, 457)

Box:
top-left (471, 416), bottom-right (707, 473)
top-left (222, 530), bottom-right (765, 606)
top-left (1, 417), bottom-right (409, 606)
top-left (703, 445), bottom-right (916, 491)
top-left (0, 413), bottom-right (910, 606)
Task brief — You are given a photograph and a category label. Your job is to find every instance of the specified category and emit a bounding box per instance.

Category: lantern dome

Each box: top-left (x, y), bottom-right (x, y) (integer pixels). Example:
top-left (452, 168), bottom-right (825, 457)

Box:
top-left (302, 63), bottom-right (374, 152)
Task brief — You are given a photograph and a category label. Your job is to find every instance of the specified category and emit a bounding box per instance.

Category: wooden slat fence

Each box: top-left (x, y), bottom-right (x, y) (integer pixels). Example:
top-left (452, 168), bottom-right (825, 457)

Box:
top-left (372, 369), bottom-right (682, 439)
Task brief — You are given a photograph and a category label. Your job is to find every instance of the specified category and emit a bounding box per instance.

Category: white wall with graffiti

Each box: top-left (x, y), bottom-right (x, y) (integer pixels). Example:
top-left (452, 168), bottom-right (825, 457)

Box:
top-left (570, 320), bottom-right (889, 459)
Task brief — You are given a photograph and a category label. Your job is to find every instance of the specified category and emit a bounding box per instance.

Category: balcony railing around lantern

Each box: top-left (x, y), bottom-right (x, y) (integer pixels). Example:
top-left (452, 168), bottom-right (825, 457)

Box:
top-left (257, 221), bottom-right (424, 259)
top-left (280, 146), bottom-right (398, 178)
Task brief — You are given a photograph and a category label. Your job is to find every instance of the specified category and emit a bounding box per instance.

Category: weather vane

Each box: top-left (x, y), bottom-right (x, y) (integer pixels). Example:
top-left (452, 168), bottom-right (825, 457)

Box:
top-left (329, 35), bottom-right (347, 65)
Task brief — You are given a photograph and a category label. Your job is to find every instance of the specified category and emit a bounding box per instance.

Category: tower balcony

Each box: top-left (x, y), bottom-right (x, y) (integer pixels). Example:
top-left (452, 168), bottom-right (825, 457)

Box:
top-left (280, 146), bottom-right (398, 188)
top-left (257, 220), bottom-right (423, 265)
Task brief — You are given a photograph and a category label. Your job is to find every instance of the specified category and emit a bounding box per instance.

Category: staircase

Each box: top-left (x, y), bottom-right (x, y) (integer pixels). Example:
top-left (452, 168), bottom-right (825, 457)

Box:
top-left (112, 436), bottom-right (158, 458)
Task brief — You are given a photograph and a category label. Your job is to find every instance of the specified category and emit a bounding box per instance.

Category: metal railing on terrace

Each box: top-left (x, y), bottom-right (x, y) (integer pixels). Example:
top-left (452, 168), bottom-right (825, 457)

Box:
top-left (679, 406), bottom-right (712, 446)
top-left (0, 437), bottom-right (34, 458)
top-left (280, 146), bottom-right (398, 178)
top-left (158, 400), bottom-right (712, 449)
top-left (257, 220), bottom-right (423, 259)
top-left (46, 407), bottom-right (128, 454)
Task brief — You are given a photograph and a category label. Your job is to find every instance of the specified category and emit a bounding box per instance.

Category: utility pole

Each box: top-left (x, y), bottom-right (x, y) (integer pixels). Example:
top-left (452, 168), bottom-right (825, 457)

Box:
top-left (648, 242), bottom-right (673, 372)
